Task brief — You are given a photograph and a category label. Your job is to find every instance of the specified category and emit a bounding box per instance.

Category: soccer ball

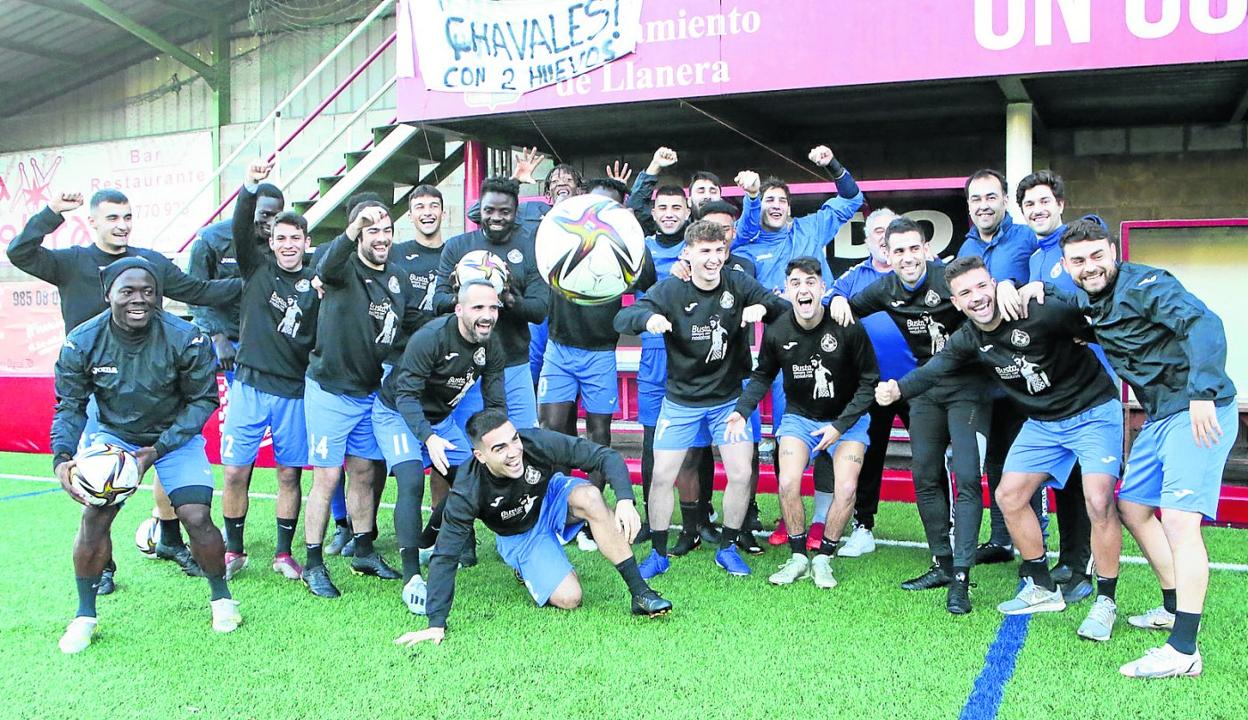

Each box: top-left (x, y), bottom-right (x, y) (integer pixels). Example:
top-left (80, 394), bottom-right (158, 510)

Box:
top-left (135, 515), bottom-right (160, 558)
top-left (455, 250), bottom-right (509, 295)
top-left (71, 443), bottom-right (141, 507)
top-left (535, 194), bottom-right (646, 305)
top-left (402, 575), bottom-right (427, 615)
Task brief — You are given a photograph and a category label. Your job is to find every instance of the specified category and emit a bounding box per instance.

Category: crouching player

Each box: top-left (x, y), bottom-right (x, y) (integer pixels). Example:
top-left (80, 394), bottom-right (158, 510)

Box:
top-left (726, 257), bottom-right (877, 588)
top-left (394, 409), bottom-right (671, 646)
top-left (53, 258), bottom-right (239, 653)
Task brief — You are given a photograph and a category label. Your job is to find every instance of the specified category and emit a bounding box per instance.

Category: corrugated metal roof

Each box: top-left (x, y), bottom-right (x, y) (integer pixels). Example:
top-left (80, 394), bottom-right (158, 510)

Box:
top-left (0, 0), bottom-right (254, 117)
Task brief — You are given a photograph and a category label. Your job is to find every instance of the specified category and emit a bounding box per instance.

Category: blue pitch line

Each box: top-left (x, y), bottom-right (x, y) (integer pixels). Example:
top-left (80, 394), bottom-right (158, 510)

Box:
top-left (0, 488), bottom-right (60, 502)
top-left (959, 615), bottom-right (1031, 720)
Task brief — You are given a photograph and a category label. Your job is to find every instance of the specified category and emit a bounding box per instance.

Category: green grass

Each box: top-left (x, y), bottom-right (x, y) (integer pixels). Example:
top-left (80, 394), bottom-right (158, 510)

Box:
top-left (2, 451), bottom-right (1245, 720)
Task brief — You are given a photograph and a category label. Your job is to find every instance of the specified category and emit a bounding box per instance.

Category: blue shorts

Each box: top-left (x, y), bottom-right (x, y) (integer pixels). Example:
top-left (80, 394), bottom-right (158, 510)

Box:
top-left (93, 431), bottom-right (214, 497)
top-left (528, 319), bottom-right (548, 387)
top-left (371, 399), bottom-right (473, 473)
top-left (505, 364), bottom-right (539, 429)
top-left (303, 375), bottom-right (382, 467)
top-left (770, 375), bottom-right (786, 435)
top-left (654, 397), bottom-right (745, 451)
top-left (494, 473), bottom-right (588, 606)
top-left (776, 413), bottom-right (871, 459)
top-left (222, 380), bottom-right (308, 467)
top-left (538, 341), bottom-right (618, 415)
top-left (636, 345), bottom-right (667, 426)
top-left (1119, 401), bottom-right (1238, 520)
top-left (1004, 399), bottom-right (1124, 488)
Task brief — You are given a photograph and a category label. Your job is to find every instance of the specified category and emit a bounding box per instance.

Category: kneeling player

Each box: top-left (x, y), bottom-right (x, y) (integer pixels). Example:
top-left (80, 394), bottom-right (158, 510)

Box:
top-left (878, 255), bottom-right (1122, 632)
top-left (394, 410), bottom-right (671, 645)
top-left (726, 257), bottom-right (877, 588)
top-left (53, 258), bottom-right (240, 653)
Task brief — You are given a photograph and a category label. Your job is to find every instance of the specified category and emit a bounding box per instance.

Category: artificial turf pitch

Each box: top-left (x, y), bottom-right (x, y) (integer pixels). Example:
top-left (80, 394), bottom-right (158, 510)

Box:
top-left (2, 451), bottom-right (1245, 720)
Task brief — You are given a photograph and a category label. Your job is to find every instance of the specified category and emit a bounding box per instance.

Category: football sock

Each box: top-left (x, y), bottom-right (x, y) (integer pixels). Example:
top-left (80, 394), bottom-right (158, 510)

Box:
top-left (206, 573), bottom-right (231, 601)
top-left (1162, 587), bottom-right (1177, 614)
top-left (159, 518), bottom-right (184, 547)
top-left (1021, 556), bottom-right (1056, 591)
top-left (1168, 611), bottom-right (1201, 655)
top-left (818, 537), bottom-right (839, 557)
top-left (1096, 575), bottom-right (1118, 601)
top-left (651, 530), bottom-right (669, 557)
top-left (953, 565), bottom-right (970, 581)
top-left (399, 547), bottom-right (421, 584)
top-left (679, 502), bottom-right (702, 535)
top-left (615, 557), bottom-right (649, 596)
top-left (353, 532), bottom-right (374, 557)
top-left (330, 483), bottom-right (348, 522)
top-left (305, 543), bottom-right (324, 569)
top-left (275, 517), bottom-right (298, 556)
top-left (105, 558), bottom-right (116, 573)
top-left (76, 576), bottom-right (101, 617)
top-left (719, 526), bottom-right (740, 550)
top-left (223, 515), bottom-right (246, 554)
top-left (936, 554), bottom-right (954, 575)
top-left (788, 533), bottom-right (808, 555)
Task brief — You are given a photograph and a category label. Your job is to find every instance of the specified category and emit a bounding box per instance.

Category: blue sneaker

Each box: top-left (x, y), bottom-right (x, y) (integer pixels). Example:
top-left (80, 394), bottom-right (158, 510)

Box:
top-left (715, 546), bottom-right (751, 576)
top-left (639, 550), bottom-right (670, 579)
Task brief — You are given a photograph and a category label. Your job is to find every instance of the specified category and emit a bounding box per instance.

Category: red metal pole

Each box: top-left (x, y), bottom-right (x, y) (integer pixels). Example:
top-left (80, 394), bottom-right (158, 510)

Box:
top-left (463, 139), bottom-right (487, 231)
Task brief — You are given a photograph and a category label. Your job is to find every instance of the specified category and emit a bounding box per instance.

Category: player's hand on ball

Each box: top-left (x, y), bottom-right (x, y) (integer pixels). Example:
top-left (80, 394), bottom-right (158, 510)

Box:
top-left (425, 435), bottom-right (456, 475)
top-left (645, 314), bottom-right (672, 334)
top-left (245, 160), bottom-right (273, 186)
top-left (808, 145), bottom-right (835, 167)
top-left (395, 627), bottom-right (445, 647)
top-left (811, 424), bottom-right (842, 453)
top-left (875, 380), bottom-right (901, 406)
top-left (614, 499), bottom-right (641, 543)
top-left (741, 303), bottom-right (767, 325)
top-left (648, 146), bottom-right (678, 174)
top-left (997, 280), bottom-right (1027, 321)
top-left (56, 460), bottom-right (88, 505)
top-left (828, 296), bottom-right (854, 326)
top-left (48, 192), bottom-right (84, 215)
top-left (670, 260), bottom-right (692, 282)
top-left (734, 170), bottom-right (760, 197)
top-left (723, 412), bottom-right (747, 444)
top-left (134, 447), bottom-right (158, 478)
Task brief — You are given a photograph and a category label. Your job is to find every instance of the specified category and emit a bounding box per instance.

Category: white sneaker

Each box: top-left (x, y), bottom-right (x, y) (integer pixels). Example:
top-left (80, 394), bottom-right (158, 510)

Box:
top-left (210, 598), bottom-right (242, 633)
top-left (1076, 596), bottom-right (1117, 642)
top-left (1120, 644), bottom-right (1202, 678)
top-left (1128, 606), bottom-right (1176, 631)
top-left (402, 574), bottom-right (428, 615)
top-left (839, 525), bottom-right (876, 558)
top-left (58, 616), bottom-right (97, 654)
top-left (768, 554), bottom-right (810, 585)
top-left (997, 578), bottom-right (1066, 615)
top-left (576, 530), bottom-right (598, 553)
top-left (810, 554), bottom-right (838, 589)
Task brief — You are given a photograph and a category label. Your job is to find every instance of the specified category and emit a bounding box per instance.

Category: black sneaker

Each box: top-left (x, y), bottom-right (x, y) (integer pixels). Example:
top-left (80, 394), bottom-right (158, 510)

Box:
top-left (351, 552), bottom-right (401, 579)
top-left (901, 563), bottom-right (952, 591)
top-left (326, 523), bottom-right (352, 555)
top-left (633, 521), bottom-right (651, 546)
top-left (631, 588), bottom-right (672, 617)
top-left (340, 537), bottom-right (357, 558)
top-left (670, 531), bottom-right (701, 556)
top-left (697, 523), bottom-right (721, 546)
top-left (975, 542), bottom-right (1015, 565)
top-left (302, 564), bottom-right (341, 598)
top-left (947, 572), bottom-right (974, 614)
top-left (1050, 563), bottom-right (1074, 585)
top-left (97, 567), bottom-right (116, 596)
top-left (745, 504), bottom-right (764, 533)
top-left (155, 542), bottom-right (203, 577)
top-left (736, 530), bottom-right (764, 556)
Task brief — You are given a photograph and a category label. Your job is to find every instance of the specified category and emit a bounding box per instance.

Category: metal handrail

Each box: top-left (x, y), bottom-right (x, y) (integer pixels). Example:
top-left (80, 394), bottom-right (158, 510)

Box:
top-left (162, 0), bottom-right (396, 252)
top-left (281, 75), bottom-right (398, 195)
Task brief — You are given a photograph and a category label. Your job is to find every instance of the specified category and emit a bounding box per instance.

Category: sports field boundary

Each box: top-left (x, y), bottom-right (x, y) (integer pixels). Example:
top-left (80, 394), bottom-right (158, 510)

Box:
top-left (6, 472), bottom-right (1246, 574)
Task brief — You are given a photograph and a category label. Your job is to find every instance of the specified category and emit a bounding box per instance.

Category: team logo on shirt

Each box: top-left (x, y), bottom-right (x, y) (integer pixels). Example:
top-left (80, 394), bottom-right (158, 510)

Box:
top-left (684, 302), bottom-right (698, 313)
top-left (790, 355), bottom-right (835, 400)
top-left (783, 341), bottom-right (798, 351)
top-left (1010, 329), bottom-right (1031, 348)
top-left (524, 466), bottom-right (543, 485)
top-left (924, 289), bottom-right (941, 307)
top-left (90, 365), bottom-right (118, 375)
top-left (473, 347), bottom-right (486, 366)
top-left (1049, 261), bottom-right (1062, 279)
top-left (295, 279), bottom-right (311, 292)
top-left (821, 334), bottom-right (837, 353)
top-left (719, 291), bottom-right (734, 309)
top-left (388, 276), bottom-right (401, 293)
top-left (508, 249), bottom-right (523, 264)
top-left (408, 273), bottom-right (419, 287)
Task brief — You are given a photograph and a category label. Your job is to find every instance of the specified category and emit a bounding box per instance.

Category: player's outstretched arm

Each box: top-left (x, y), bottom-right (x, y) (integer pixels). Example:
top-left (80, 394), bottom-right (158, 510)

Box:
top-left (7, 193), bottom-right (81, 284)
top-left (422, 477), bottom-right (480, 632)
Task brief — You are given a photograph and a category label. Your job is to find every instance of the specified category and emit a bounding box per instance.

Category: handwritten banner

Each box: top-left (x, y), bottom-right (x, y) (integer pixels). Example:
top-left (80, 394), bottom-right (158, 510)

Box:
top-left (405, 0), bottom-right (643, 95)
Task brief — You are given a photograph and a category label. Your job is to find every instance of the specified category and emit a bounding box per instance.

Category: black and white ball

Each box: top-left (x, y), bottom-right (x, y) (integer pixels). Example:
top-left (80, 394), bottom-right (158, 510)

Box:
top-left (71, 443), bottom-right (141, 507)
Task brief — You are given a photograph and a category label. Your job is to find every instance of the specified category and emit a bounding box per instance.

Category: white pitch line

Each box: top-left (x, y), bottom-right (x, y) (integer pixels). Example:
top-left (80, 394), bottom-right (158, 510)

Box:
top-left (5, 473), bottom-right (1247, 573)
